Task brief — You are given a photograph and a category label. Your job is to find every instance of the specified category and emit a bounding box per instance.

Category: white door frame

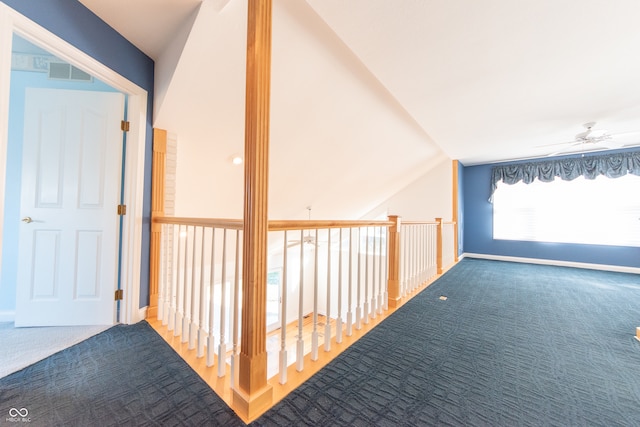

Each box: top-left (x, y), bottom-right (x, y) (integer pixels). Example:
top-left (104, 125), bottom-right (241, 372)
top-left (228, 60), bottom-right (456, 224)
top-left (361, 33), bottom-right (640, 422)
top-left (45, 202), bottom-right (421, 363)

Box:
top-left (0, 4), bottom-right (148, 324)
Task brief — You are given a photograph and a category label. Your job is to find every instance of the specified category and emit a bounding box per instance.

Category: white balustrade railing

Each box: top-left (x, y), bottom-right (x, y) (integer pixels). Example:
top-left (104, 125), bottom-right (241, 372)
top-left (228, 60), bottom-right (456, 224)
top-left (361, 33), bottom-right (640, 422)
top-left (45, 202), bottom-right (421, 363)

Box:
top-left (399, 222), bottom-right (438, 297)
top-left (266, 220), bottom-right (392, 384)
top-left (155, 218), bottom-right (243, 386)
top-left (153, 216), bottom-right (456, 389)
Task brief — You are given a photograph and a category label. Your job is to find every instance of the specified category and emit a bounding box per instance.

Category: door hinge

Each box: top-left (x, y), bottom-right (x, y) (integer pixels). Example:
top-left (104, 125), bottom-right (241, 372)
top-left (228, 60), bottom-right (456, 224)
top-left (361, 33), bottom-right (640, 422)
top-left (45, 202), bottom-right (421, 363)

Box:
top-left (121, 120), bottom-right (130, 132)
top-left (115, 289), bottom-right (124, 301)
top-left (117, 204), bottom-right (127, 215)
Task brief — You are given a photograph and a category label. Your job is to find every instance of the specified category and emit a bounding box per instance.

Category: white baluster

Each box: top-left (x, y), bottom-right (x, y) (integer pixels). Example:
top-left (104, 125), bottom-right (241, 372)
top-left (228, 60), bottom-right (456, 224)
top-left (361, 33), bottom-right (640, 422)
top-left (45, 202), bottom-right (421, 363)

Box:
top-left (279, 230), bottom-right (289, 384)
top-left (162, 224), bottom-right (169, 325)
top-left (355, 228), bottom-right (362, 330)
top-left (175, 225), bottom-right (185, 337)
top-left (197, 227), bottom-right (207, 358)
top-left (377, 225), bottom-right (384, 315)
top-left (419, 224), bottom-right (425, 286)
top-left (411, 225), bottom-right (418, 291)
top-left (336, 228), bottom-right (344, 344)
top-left (363, 227), bottom-right (370, 325)
top-left (371, 227), bottom-right (378, 319)
top-left (324, 230), bottom-right (332, 352)
top-left (163, 224), bottom-right (173, 324)
top-left (181, 226), bottom-right (191, 343)
top-left (404, 225), bottom-right (409, 294)
top-left (383, 226), bottom-right (389, 311)
top-left (206, 228), bottom-right (217, 368)
top-left (296, 229), bottom-right (305, 372)
top-left (230, 230), bottom-right (241, 389)
top-left (168, 225), bottom-right (177, 331)
top-left (188, 226), bottom-right (198, 349)
top-left (311, 229), bottom-right (319, 361)
top-left (217, 228), bottom-right (228, 378)
top-left (157, 224), bottom-right (166, 323)
top-left (405, 225), bottom-right (410, 292)
top-left (430, 224), bottom-right (434, 277)
top-left (346, 228), bottom-right (354, 337)
top-left (401, 224), bottom-right (408, 297)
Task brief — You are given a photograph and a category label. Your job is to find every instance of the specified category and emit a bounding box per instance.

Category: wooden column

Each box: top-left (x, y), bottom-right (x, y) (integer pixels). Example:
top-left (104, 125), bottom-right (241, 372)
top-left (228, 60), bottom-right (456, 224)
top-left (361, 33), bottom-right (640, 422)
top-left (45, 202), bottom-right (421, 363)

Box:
top-left (452, 160), bottom-right (459, 262)
top-left (436, 217), bottom-right (443, 274)
top-left (147, 128), bottom-right (167, 319)
top-left (233, 0), bottom-right (273, 419)
top-left (387, 215), bottom-right (402, 308)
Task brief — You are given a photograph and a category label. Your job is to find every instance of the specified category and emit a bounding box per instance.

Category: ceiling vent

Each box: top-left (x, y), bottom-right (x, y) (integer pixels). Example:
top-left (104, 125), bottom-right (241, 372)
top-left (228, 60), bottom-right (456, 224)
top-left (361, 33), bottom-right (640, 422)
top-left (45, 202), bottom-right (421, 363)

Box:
top-left (49, 62), bottom-right (92, 82)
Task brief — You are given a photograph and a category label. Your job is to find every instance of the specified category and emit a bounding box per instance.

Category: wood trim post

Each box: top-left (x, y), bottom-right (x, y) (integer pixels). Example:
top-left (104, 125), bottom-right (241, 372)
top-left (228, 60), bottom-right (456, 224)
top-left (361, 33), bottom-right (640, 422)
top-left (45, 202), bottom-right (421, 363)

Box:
top-left (452, 160), bottom-right (459, 262)
top-left (233, 0), bottom-right (274, 419)
top-left (147, 128), bottom-right (167, 319)
top-left (436, 217), bottom-right (444, 274)
top-left (387, 215), bottom-right (402, 308)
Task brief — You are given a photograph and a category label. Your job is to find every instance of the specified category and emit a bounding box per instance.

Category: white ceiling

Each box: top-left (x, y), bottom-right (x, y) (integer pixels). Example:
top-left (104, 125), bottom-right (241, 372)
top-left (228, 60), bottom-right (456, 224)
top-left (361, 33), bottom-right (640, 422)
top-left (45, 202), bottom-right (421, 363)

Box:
top-left (78, 0), bottom-right (640, 218)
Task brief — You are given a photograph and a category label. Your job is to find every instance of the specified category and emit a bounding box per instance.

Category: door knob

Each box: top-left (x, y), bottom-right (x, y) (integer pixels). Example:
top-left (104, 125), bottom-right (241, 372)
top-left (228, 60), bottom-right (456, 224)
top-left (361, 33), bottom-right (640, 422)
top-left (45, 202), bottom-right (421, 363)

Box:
top-left (21, 217), bottom-right (32, 223)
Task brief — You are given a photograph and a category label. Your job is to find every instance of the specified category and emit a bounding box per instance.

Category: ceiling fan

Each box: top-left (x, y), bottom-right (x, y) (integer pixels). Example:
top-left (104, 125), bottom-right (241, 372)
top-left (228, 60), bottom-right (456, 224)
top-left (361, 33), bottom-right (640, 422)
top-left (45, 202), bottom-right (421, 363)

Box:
top-left (543, 122), bottom-right (629, 157)
top-left (287, 207), bottom-right (319, 248)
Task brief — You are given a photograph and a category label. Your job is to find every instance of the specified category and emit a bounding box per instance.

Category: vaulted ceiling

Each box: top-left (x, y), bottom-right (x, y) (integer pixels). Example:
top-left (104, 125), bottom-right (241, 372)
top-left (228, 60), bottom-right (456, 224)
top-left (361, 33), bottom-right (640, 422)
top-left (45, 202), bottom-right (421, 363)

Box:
top-left (79, 0), bottom-right (640, 219)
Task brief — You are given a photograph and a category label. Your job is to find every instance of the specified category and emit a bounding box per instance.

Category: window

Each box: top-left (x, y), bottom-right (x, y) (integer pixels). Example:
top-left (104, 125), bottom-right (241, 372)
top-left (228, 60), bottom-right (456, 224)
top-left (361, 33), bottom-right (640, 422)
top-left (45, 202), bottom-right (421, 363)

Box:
top-left (493, 174), bottom-right (640, 247)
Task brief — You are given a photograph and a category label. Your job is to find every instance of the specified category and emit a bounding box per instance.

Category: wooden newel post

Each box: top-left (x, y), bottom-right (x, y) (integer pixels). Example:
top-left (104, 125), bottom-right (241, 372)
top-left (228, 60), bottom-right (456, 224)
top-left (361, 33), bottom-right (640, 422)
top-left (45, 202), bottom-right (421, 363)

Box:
top-left (387, 215), bottom-right (402, 308)
top-left (233, 0), bottom-right (274, 420)
top-left (436, 217), bottom-right (444, 274)
top-left (147, 128), bottom-right (167, 319)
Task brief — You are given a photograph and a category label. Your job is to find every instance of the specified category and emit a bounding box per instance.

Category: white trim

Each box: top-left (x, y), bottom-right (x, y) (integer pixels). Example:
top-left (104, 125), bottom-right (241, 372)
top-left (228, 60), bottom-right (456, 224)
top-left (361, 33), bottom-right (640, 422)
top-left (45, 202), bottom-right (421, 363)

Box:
top-left (463, 252), bottom-right (640, 275)
top-left (138, 306), bottom-right (148, 323)
top-left (0, 310), bottom-right (15, 322)
top-left (0, 5), bottom-right (13, 292)
top-left (0, 3), bottom-right (148, 325)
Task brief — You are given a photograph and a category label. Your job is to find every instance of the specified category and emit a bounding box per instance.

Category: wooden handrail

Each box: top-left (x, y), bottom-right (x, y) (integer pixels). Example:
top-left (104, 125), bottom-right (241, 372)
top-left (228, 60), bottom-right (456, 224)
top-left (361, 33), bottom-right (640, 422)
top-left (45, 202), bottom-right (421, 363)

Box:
top-left (401, 221), bottom-right (456, 226)
top-left (268, 219), bottom-right (393, 231)
top-left (153, 216), bottom-right (244, 230)
top-left (153, 216), bottom-right (393, 231)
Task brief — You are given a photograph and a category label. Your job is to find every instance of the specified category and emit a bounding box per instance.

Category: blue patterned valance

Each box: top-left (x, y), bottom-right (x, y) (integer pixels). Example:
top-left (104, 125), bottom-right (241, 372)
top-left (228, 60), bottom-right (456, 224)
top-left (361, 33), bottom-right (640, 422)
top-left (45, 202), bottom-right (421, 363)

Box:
top-left (490, 150), bottom-right (640, 201)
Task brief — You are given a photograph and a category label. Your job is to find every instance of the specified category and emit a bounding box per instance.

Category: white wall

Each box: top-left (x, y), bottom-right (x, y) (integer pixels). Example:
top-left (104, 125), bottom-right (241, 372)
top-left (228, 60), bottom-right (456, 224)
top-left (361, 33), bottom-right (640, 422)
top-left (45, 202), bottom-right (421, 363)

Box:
top-left (363, 157), bottom-right (453, 221)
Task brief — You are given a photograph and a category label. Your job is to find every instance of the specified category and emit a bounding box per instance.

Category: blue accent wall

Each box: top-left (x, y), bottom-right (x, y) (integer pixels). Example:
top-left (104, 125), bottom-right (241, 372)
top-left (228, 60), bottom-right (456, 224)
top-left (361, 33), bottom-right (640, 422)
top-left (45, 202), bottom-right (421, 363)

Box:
top-left (462, 153), bottom-right (640, 268)
top-left (1, 0), bottom-right (154, 308)
top-left (457, 161), bottom-right (464, 256)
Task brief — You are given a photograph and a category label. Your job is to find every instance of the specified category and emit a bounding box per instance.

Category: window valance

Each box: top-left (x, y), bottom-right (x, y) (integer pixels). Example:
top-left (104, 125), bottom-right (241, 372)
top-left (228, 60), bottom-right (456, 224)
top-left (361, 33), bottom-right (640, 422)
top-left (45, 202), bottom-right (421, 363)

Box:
top-left (490, 150), bottom-right (640, 201)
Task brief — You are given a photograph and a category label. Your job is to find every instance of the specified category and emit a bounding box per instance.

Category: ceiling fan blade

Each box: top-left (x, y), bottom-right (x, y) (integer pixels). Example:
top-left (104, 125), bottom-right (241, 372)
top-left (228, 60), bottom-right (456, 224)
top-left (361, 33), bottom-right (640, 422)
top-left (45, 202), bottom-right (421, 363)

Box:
top-left (602, 139), bottom-right (626, 148)
top-left (610, 131), bottom-right (640, 145)
top-left (547, 142), bottom-right (583, 157)
top-left (536, 140), bottom-right (577, 148)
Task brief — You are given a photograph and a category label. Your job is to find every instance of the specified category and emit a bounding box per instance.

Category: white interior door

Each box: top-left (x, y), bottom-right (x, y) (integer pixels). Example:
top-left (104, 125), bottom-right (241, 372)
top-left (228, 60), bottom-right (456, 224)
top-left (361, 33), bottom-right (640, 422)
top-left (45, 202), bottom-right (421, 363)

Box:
top-left (15, 88), bottom-right (125, 327)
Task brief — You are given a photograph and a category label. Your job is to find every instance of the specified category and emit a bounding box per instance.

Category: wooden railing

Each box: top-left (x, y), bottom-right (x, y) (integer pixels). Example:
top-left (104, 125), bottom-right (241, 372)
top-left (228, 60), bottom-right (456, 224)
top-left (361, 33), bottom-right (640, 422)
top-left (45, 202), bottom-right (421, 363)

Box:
top-left (399, 221), bottom-right (438, 297)
top-left (150, 215), bottom-right (456, 416)
top-left (267, 219), bottom-right (392, 384)
top-left (154, 217), bottom-right (244, 383)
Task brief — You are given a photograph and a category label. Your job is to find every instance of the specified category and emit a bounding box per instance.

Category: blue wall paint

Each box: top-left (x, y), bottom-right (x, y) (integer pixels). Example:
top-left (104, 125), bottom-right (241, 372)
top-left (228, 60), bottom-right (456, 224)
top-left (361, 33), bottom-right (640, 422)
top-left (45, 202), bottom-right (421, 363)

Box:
top-left (462, 152), bottom-right (640, 268)
top-left (1, 0), bottom-right (154, 309)
top-left (457, 161), bottom-right (464, 256)
top-left (0, 67), bottom-right (118, 312)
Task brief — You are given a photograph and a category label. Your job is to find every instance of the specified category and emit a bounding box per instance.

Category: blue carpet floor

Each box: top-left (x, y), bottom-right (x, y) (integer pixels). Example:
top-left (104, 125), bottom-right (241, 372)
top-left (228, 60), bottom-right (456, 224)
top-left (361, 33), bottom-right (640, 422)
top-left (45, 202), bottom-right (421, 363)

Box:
top-left (255, 259), bottom-right (640, 426)
top-left (2, 259), bottom-right (640, 426)
top-left (0, 320), bottom-right (241, 426)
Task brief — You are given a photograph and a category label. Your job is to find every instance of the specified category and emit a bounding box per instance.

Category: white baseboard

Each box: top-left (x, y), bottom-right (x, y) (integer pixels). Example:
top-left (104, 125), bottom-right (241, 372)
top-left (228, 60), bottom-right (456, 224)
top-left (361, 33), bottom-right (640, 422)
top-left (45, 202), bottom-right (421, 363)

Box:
top-left (0, 311), bottom-right (15, 322)
top-left (137, 306), bottom-right (148, 323)
top-left (463, 253), bottom-right (640, 275)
